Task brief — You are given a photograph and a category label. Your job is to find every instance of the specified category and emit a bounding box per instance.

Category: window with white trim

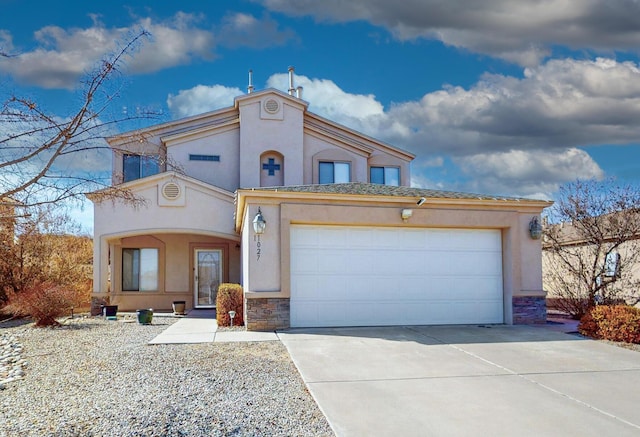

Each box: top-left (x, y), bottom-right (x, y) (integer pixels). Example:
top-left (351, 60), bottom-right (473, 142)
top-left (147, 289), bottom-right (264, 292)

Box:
top-left (122, 248), bottom-right (158, 291)
top-left (319, 161), bottom-right (350, 184)
top-left (370, 166), bottom-right (400, 186)
top-left (123, 154), bottom-right (160, 182)
top-left (604, 251), bottom-right (621, 278)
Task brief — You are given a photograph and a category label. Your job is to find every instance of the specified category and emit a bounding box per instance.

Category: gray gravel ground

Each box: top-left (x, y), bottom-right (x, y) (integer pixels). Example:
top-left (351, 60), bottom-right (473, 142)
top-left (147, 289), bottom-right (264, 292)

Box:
top-left (0, 315), bottom-right (334, 437)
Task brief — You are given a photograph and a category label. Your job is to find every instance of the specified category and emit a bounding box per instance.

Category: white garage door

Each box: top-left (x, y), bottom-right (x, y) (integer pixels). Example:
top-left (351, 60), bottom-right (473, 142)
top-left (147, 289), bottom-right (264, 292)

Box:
top-left (290, 225), bottom-right (504, 327)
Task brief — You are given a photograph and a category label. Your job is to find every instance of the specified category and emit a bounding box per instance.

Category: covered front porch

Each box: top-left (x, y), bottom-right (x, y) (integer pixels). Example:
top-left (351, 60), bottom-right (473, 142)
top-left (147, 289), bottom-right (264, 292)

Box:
top-left (92, 231), bottom-right (240, 313)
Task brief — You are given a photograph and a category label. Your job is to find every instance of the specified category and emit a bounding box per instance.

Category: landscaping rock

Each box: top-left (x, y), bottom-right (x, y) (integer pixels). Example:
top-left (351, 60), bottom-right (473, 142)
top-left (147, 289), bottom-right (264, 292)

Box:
top-left (0, 317), bottom-right (333, 437)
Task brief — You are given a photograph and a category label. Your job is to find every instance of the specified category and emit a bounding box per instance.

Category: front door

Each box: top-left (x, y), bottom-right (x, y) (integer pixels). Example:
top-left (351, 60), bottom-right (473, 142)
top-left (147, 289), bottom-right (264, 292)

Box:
top-left (194, 249), bottom-right (222, 308)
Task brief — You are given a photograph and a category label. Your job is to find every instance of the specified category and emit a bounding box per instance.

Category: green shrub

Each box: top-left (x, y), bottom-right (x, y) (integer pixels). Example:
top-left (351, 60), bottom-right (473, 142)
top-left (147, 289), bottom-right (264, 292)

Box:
top-left (4, 281), bottom-right (79, 327)
top-left (578, 305), bottom-right (640, 344)
top-left (216, 283), bottom-right (244, 327)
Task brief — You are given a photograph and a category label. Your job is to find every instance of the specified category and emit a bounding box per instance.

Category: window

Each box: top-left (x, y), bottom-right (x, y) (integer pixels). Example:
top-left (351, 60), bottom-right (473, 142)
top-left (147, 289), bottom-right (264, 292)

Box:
top-left (319, 162), bottom-right (350, 184)
top-left (370, 166), bottom-right (400, 186)
top-left (604, 251), bottom-right (621, 278)
top-left (189, 154), bottom-right (220, 162)
top-left (123, 154), bottom-right (160, 182)
top-left (122, 248), bottom-right (158, 291)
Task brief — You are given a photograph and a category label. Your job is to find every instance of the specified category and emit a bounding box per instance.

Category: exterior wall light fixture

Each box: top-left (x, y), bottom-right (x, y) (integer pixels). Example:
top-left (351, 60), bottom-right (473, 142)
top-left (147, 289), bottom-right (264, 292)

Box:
top-left (253, 207), bottom-right (266, 234)
top-left (401, 209), bottom-right (413, 222)
top-left (529, 216), bottom-right (542, 239)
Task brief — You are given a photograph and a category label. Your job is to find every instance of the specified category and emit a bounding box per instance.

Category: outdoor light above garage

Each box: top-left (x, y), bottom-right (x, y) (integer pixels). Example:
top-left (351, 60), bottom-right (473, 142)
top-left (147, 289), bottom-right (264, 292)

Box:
top-left (401, 209), bottom-right (413, 222)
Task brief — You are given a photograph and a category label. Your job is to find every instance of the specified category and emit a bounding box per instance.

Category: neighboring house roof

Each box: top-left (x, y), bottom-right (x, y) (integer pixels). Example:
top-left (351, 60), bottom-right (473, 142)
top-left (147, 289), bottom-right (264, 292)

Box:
top-left (543, 210), bottom-right (640, 248)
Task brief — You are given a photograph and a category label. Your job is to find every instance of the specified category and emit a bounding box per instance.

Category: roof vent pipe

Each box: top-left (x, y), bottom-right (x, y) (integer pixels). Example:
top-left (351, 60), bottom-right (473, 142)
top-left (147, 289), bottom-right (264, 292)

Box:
top-left (288, 66), bottom-right (295, 96)
top-left (296, 86), bottom-right (303, 99)
top-left (247, 69), bottom-right (254, 94)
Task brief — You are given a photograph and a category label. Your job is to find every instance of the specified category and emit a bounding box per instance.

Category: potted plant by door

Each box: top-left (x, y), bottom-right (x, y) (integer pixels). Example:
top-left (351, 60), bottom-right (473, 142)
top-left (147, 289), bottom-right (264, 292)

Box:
top-left (172, 301), bottom-right (186, 315)
top-left (101, 305), bottom-right (118, 318)
top-left (136, 308), bottom-right (153, 325)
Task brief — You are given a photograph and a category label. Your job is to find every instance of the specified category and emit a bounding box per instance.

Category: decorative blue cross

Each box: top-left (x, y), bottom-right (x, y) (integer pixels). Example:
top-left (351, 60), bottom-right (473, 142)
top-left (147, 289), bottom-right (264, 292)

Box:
top-left (262, 158), bottom-right (281, 176)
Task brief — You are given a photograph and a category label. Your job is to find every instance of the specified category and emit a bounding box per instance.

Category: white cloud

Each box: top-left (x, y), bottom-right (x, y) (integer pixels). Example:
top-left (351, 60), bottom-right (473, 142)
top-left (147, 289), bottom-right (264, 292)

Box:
top-left (381, 58), bottom-right (640, 157)
top-left (127, 13), bottom-right (216, 74)
top-left (267, 73), bottom-right (384, 123)
top-left (0, 11), bottom-right (301, 89)
top-left (0, 13), bottom-right (216, 89)
top-left (262, 61), bottom-right (634, 197)
top-left (166, 58), bottom-right (640, 197)
top-left (167, 84), bottom-right (244, 118)
top-left (217, 12), bottom-right (297, 48)
top-left (260, 0), bottom-right (640, 66)
top-left (454, 148), bottom-right (604, 198)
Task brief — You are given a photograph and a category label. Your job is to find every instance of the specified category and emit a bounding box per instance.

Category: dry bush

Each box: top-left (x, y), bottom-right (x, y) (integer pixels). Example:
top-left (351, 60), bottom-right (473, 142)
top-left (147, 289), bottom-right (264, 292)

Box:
top-left (216, 283), bottom-right (244, 327)
top-left (4, 281), bottom-right (82, 326)
top-left (0, 207), bottom-right (93, 306)
top-left (578, 305), bottom-right (640, 344)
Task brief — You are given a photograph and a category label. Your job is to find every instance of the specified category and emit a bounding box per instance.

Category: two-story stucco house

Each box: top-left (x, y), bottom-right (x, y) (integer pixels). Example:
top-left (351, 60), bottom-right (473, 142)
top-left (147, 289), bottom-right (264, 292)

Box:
top-left (90, 70), bottom-right (551, 330)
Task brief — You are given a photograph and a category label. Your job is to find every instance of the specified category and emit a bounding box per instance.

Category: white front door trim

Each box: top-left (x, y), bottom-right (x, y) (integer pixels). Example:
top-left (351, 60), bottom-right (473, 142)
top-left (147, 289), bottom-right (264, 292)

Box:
top-left (194, 249), bottom-right (223, 309)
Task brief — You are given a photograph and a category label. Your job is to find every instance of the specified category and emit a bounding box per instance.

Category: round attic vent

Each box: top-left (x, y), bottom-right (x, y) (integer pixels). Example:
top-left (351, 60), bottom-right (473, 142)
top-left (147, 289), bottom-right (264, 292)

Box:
top-left (162, 182), bottom-right (181, 200)
top-left (264, 98), bottom-right (279, 114)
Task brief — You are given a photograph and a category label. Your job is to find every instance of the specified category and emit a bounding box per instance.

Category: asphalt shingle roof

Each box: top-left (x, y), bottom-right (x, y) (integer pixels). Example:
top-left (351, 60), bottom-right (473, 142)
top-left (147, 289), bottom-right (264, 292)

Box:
top-left (250, 182), bottom-right (540, 202)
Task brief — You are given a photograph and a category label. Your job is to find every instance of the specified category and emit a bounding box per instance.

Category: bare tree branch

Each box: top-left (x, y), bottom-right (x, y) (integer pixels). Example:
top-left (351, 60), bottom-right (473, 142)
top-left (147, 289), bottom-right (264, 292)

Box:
top-left (0, 30), bottom-right (162, 213)
top-left (544, 179), bottom-right (640, 318)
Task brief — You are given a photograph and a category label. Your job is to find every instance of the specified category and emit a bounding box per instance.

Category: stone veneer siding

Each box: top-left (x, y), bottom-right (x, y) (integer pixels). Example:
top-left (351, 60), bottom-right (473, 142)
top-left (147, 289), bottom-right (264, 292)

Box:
top-left (245, 298), bottom-right (290, 331)
top-left (512, 296), bottom-right (547, 324)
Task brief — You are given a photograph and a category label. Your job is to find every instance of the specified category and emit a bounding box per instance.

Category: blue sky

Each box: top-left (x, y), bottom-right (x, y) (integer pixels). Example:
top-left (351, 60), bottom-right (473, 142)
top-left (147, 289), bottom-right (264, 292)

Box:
top-left (2, 0), bottom-right (640, 232)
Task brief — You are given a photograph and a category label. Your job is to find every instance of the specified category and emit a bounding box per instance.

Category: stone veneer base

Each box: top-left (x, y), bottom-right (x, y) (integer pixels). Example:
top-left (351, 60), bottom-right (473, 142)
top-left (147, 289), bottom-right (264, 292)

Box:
top-left (245, 298), bottom-right (290, 331)
top-left (246, 296), bottom-right (547, 329)
top-left (513, 296), bottom-right (547, 324)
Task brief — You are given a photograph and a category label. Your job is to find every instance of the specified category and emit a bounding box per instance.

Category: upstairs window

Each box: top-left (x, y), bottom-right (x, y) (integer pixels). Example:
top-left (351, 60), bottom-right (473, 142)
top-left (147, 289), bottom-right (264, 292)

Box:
top-left (123, 154), bottom-right (160, 182)
top-left (189, 154), bottom-right (220, 162)
top-left (319, 161), bottom-right (350, 184)
top-left (370, 166), bottom-right (400, 186)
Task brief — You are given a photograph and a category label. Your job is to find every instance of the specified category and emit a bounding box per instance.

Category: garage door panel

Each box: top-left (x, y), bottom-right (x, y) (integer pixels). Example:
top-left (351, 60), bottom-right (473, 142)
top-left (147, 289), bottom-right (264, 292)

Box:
top-left (291, 248), bottom-right (319, 273)
top-left (457, 252), bottom-right (502, 275)
top-left (455, 277), bottom-right (503, 299)
top-left (453, 301), bottom-right (504, 324)
top-left (290, 225), bottom-right (504, 327)
top-left (316, 252), bottom-right (350, 274)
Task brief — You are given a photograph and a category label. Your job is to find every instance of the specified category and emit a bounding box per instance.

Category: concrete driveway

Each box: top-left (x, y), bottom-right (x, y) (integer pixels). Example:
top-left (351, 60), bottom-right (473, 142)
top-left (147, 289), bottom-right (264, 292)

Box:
top-left (278, 324), bottom-right (640, 437)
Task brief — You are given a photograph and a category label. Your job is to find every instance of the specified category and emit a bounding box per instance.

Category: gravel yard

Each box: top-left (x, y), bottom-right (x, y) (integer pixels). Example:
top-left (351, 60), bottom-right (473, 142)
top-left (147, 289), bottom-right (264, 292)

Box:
top-left (0, 316), bottom-right (333, 437)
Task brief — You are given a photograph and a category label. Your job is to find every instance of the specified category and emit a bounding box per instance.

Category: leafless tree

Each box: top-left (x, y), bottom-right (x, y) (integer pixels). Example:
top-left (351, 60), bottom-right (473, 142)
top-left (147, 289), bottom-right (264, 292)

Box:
top-left (0, 30), bottom-right (163, 214)
top-left (543, 179), bottom-right (640, 318)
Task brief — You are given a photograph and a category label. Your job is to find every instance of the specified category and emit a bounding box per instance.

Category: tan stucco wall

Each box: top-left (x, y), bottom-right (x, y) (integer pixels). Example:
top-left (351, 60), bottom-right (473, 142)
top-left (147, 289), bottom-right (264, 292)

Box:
top-left (92, 174), bottom-right (240, 311)
top-left (239, 195), bottom-right (548, 324)
top-left (543, 240), bottom-right (640, 304)
top-left (102, 233), bottom-right (240, 312)
top-left (238, 97), bottom-right (305, 188)
top-left (167, 127), bottom-right (240, 192)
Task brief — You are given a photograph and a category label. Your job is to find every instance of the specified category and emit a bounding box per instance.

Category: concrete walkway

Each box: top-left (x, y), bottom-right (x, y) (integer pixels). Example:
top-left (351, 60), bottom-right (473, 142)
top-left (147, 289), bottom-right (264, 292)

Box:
top-left (279, 322), bottom-right (640, 437)
top-left (148, 310), bottom-right (278, 344)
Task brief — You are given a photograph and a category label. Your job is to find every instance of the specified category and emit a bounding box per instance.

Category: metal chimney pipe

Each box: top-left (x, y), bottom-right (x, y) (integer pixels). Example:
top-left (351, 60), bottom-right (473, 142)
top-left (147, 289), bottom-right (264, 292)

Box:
top-left (288, 66), bottom-right (295, 95)
top-left (296, 86), bottom-right (303, 99)
top-left (247, 69), bottom-right (254, 94)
